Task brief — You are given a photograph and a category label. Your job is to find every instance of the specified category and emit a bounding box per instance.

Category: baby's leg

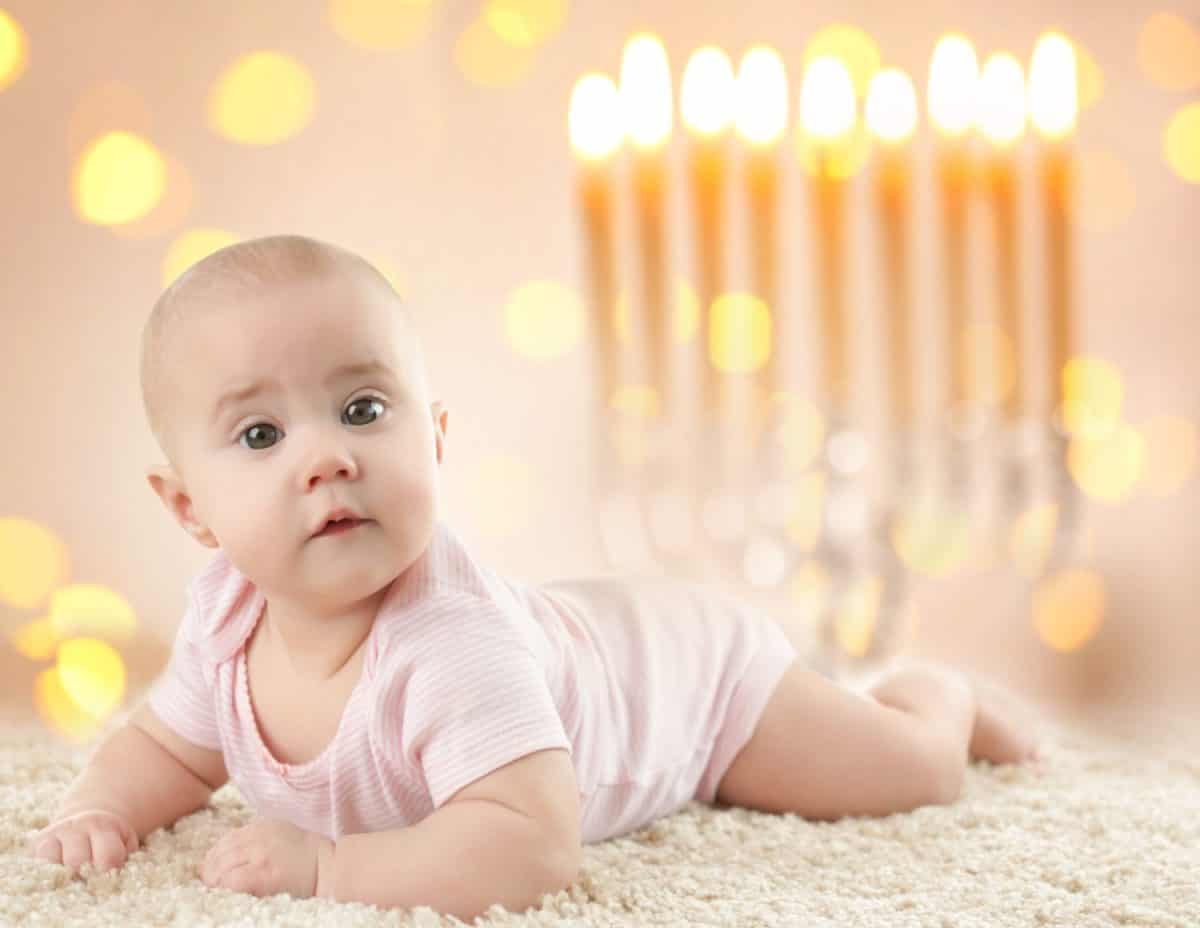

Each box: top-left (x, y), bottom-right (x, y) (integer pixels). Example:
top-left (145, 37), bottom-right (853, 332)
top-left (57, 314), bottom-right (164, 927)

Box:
top-left (715, 661), bottom-right (1036, 821)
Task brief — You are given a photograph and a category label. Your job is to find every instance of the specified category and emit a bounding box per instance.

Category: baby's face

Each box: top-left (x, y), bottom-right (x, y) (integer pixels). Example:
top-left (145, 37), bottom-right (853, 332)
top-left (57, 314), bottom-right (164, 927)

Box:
top-left (149, 270), bottom-right (445, 612)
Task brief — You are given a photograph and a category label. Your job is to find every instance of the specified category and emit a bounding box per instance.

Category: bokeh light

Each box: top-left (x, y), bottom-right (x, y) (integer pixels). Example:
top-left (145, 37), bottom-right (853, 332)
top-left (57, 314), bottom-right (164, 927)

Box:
top-left (47, 584), bottom-right (138, 642)
top-left (1032, 567), bottom-right (1105, 652)
top-left (975, 53), bottom-right (1026, 145)
top-left (681, 46), bottom-right (736, 137)
top-left (328, 0), bottom-right (435, 51)
top-left (35, 667), bottom-right (107, 743)
top-left (0, 518), bottom-right (69, 610)
top-left (1068, 423), bottom-right (1146, 502)
top-left (619, 33), bottom-right (672, 149)
top-left (504, 279), bottom-right (584, 360)
top-left (1028, 32), bottom-right (1077, 140)
top-left (0, 9), bottom-right (27, 92)
top-left (735, 46), bottom-right (788, 146)
top-left (1075, 41), bottom-right (1104, 111)
top-left (803, 24), bottom-right (881, 100)
top-left (928, 33), bottom-right (979, 136)
top-left (1008, 502), bottom-right (1058, 578)
top-left (833, 573), bottom-right (882, 659)
top-left (1077, 148), bottom-right (1137, 232)
top-left (484, 0), bottom-right (567, 48)
top-left (790, 558), bottom-right (830, 628)
top-left (72, 132), bottom-right (167, 226)
top-left (784, 471), bottom-right (827, 552)
top-left (796, 56), bottom-right (870, 178)
top-left (710, 292), bottom-right (772, 374)
top-left (614, 278), bottom-right (699, 345)
top-left (10, 617), bottom-right (59, 662)
top-left (56, 638), bottom-right (127, 721)
top-left (891, 497), bottom-right (973, 577)
top-left (162, 227), bottom-right (239, 287)
top-left (455, 16), bottom-right (537, 87)
top-left (569, 73), bottom-right (623, 160)
top-left (760, 390), bottom-right (825, 471)
top-left (1136, 11), bottom-right (1200, 92)
top-left (865, 68), bottom-right (918, 143)
top-left (112, 155), bottom-right (193, 241)
top-left (1164, 103), bottom-right (1200, 184)
top-left (463, 452), bottom-right (533, 539)
top-left (208, 51), bottom-right (316, 145)
top-left (1061, 357), bottom-right (1124, 437)
top-left (608, 384), bottom-right (659, 420)
top-left (1137, 414), bottom-right (1198, 497)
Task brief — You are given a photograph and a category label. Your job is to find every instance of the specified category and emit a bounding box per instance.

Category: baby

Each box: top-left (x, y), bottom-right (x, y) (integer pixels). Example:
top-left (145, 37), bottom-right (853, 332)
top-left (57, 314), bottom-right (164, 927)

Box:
top-left (26, 235), bottom-right (1041, 921)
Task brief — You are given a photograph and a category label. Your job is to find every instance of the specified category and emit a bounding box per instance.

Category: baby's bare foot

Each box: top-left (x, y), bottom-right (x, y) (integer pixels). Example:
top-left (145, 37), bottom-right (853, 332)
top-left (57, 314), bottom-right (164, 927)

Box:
top-left (966, 675), bottom-right (1042, 765)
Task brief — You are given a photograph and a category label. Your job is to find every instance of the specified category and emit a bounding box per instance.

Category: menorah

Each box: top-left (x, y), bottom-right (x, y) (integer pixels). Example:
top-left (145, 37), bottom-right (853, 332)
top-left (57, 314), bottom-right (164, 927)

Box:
top-left (568, 31), bottom-right (1085, 677)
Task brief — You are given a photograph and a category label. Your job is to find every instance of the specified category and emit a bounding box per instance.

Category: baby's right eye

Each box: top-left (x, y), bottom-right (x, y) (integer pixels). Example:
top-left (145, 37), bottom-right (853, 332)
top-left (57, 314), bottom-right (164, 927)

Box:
top-left (239, 423), bottom-right (281, 451)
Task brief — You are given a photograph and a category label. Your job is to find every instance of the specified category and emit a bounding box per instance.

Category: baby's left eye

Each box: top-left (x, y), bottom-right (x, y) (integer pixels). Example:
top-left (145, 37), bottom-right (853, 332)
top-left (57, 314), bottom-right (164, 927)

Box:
top-left (343, 396), bottom-right (386, 426)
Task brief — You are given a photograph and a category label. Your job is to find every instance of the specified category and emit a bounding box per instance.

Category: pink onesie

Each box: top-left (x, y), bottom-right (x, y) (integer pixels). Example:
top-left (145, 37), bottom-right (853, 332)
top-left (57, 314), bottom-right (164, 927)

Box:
top-left (146, 520), bottom-right (798, 843)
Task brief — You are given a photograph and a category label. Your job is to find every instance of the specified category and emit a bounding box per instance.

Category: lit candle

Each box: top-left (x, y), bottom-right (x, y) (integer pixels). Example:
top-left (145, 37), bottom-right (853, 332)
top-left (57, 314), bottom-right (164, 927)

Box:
top-left (976, 53), bottom-right (1028, 424)
top-left (865, 68), bottom-right (919, 482)
top-left (619, 34), bottom-right (674, 422)
top-left (799, 56), bottom-right (857, 421)
top-left (735, 46), bottom-right (789, 404)
top-left (568, 74), bottom-right (624, 468)
top-left (927, 35), bottom-right (980, 420)
top-left (1028, 32), bottom-right (1078, 428)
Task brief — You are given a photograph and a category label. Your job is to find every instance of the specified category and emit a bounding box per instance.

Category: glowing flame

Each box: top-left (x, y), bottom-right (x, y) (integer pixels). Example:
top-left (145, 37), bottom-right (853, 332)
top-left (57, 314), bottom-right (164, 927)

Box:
top-left (1029, 31), bottom-right (1077, 139)
top-left (976, 53), bottom-right (1027, 145)
top-left (619, 33), bottom-right (672, 149)
top-left (865, 68), bottom-right (917, 143)
top-left (568, 73), bottom-right (623, 159)
top-left (799, 56), bottom-right (856, 141)
top-left (928, 33), bottom-right (979, 136)
top-left (735, 45), bottom-right (788, 146)
top-left (681, 46), bottom-right (736, 137)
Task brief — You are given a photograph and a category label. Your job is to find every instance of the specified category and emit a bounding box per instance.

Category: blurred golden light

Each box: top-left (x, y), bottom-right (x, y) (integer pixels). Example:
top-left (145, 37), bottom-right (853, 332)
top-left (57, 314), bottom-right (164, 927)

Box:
top-left (864, 68), bottom-right (917, 143)
top-left (57, 638), bottom-right (127, 722)
top-left (1061, 356), bottom-right (1123, 437)
top-left (1008, 502), bottom-right (1058, 578)
top-left (734, 46), bottom-right (788, 146)
top-left (790, 559), bottom-right (830, 625)
top-left (681, 46), bottom-right (736, 136)
top-left (484, 0), bottom-right (567, 48)
top-left (834, 573), bottom-right (882, 659)
top-left (209, 51), bottom-right (315, 145)
top-left (1028, 32), bottom-right (1077, 140)
top-left (609, 384), bottom-right (659, 420)
top-left (1136, 11), bottom-right (1200, 92)
top-left (1075, 41), bottom-right (1104, 110)
top-left (928, 34), bottom-right (979, 136)
top-left (464, 452), bottom-right (533, 539)
top-left (976, 53), bottom-right (1026, 145)
top-left (504, 279), bottom-right (584, 360)
top-left (48, 584), bottom-right (138, 643)
top-left (0, 517), bottom-right (69, 610)
top-left (799, 56), bottom-right (856, 140)
top-left (1077, 148), bottom-right (1137, 231)
top-left (710, 292), bottom-right (772, 374)
top-left (73, 131), bottom-right (167, 226)
top-left (1032, 567), bottom-right (1105, 652)
top-left (614, 278), bottom-right (699, 345)
top-left (1164, 103), bottom-right (1200, 184)
top-left (619, 33), bottom-right (672, 149)
top-left (785, 472), bottom-right (827, 553)
top-left (112, 155), bottom-right (193, 241)
top-left (1138, 414), bottom-right (1198, 497)
top-left (455, 15), bottom-right (537, 86)
top-left (328, 0), bottom-right (434, 50)
top-left (803, 24), bottom-right (881, 99)
top-left (0, 9), bottom-right (27, 91)
top-left (960, 323), bottom-right (1016, 405)
top-left (891, 498), bottom-right (973, 577)
top-left (1068, 424), bottom-right (1145, 502)
top-left (10, 617), bottom-right (59, 662)
top-left (35, 668), bottom-right (105, 743)
top-left (568, 73), bottom-right (623, 160)
top-left (765, 391), bottom-right (825, 471)
top-left (162, 227), bottom-right (239, 287)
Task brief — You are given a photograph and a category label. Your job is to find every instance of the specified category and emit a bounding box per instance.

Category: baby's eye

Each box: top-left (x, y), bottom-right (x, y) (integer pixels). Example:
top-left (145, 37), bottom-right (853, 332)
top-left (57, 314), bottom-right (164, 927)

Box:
top-left (239, 423), bottom-right (280, 451)
top-left (343, 396), bottom-right (386, 427)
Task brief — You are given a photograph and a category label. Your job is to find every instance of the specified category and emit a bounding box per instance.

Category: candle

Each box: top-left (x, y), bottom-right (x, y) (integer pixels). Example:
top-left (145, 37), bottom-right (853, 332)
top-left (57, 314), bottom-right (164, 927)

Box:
top-left (680, 46), bottom-right (737, 425)
top-left (976, 53), bottom-right (1028, 424)
top-left (568, 74), bottom-right (624, 472)
top-left (618, 34), bottom-right (674, 423)
top-left (927, 34), bottom-right (980, 419)
top-left (799, 56), bottom-right (857, 421)
top-left (1028, 32), bottom-right (1078, 429)
top-left (735, 46), bottom-right (789, 406)
top-left (865, 68), bottom-right (919, 484)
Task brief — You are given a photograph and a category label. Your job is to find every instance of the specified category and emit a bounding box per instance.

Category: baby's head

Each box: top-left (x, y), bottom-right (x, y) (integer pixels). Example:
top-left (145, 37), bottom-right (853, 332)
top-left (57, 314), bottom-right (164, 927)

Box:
top-left (141, 234), bottom-right (447, 610)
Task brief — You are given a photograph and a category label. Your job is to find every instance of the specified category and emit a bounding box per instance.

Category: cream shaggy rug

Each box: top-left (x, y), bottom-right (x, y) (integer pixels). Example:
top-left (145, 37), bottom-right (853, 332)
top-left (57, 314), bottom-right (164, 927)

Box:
top-left (2, 706), bottom-right (1197, 928)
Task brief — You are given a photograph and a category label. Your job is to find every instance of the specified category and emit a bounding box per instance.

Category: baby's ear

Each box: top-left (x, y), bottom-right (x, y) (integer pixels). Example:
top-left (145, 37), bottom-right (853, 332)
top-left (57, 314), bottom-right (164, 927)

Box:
top-left (146, 465), bottom-right (219, 548)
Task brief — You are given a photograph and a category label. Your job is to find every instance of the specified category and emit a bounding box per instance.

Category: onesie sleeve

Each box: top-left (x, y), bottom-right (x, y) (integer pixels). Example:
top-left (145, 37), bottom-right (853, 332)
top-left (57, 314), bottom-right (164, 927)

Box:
top-left (144, 585), bottom-right (223, 751)
top-left (373, 593), bottom-right (572, 810)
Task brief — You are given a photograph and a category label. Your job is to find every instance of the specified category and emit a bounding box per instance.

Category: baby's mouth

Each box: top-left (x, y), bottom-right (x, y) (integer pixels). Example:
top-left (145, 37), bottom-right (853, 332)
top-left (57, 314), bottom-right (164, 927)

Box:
top-left (314, 518), bottom-right (370, 538)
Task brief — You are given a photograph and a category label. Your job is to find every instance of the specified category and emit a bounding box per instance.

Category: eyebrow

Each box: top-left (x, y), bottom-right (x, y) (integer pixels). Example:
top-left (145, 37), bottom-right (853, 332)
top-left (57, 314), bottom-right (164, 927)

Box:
top-left (211, 359), bottom-right (395, 424)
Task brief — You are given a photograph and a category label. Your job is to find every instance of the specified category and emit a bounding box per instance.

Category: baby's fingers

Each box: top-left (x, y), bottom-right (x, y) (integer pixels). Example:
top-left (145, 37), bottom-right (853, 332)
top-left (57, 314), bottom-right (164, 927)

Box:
top-left (89, 828), bottom-right (130, 873)
top-left (58, 830), bottom-right (93, 872)
top-left (27, 833), bottom-right (62, 864)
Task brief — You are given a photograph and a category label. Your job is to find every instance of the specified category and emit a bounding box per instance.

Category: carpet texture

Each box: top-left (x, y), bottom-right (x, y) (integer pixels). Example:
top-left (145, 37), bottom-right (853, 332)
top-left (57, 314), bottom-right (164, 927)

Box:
top-left (2, 710), bottom-right (1197, 928)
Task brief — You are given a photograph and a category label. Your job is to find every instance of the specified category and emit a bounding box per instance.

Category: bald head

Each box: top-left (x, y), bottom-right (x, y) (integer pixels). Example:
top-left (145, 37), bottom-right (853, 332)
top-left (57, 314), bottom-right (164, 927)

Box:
top-left (140, 234), bottom-right (420, 466)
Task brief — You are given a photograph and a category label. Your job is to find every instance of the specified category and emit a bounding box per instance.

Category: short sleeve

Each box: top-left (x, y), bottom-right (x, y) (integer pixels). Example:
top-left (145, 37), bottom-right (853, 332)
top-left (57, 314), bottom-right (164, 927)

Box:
top-left (374, 596), bottom-right (572, 810)
top-left (145, 587), bottom-right (223, 751)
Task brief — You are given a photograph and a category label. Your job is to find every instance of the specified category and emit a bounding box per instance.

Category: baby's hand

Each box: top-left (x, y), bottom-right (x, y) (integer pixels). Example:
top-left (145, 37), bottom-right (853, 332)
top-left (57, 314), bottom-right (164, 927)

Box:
top-left (202, 817), bottom-right (329, 900)
top-left (25, 809), bottom-right (139, 875)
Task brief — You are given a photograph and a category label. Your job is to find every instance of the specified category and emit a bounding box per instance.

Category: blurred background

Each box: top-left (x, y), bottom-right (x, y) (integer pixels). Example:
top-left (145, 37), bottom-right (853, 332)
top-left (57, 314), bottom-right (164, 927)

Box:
top-left (0, 0), bottom-right (1197, 744)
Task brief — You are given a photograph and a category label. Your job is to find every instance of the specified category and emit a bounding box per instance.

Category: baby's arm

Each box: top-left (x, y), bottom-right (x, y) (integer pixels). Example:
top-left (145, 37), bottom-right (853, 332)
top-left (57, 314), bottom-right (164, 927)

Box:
top-left (55, 701), bottom-right (227, 842)
top-left (318, 747), bottom-right (581, 920)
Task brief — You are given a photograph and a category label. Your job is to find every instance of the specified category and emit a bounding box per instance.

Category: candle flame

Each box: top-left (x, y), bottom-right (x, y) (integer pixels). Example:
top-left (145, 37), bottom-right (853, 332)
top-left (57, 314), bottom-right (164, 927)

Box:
top-left (568, 73), bottom-right (623, 159)
top-left (619, 33), bottom-right (673, 149)
top-left (976, 53), bottom-right (1027, 145)
top-left (681, 46), bottom-right (736, 137)
top-left (865, 68), bottom-right (917, 143)
top-left (799, 56), bottom-right (856, 141)
top-left (735, 46), bottom-right (788, 146)
top-left (1029, 31), bottom-right (1077, 139)
top-left (928, 33), bottom-right (979, 136)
